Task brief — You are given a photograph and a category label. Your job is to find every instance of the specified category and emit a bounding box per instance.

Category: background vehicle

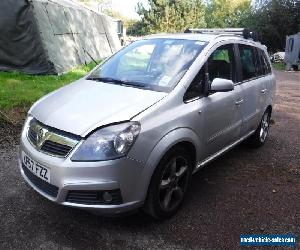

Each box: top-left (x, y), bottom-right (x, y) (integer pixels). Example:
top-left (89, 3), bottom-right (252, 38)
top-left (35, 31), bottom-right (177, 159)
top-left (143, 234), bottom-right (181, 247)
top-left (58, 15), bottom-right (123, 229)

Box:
top-left (19, 29), bottom-right (276, 219)
top-left (270, 52), bottom-right (285, 63)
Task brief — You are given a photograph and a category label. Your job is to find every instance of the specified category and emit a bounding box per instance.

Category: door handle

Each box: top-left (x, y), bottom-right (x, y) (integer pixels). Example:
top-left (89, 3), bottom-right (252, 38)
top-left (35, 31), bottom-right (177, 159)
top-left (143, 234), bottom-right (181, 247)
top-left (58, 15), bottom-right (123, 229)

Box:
top-left (235, 99), bottom-right (244, 105)
top-left (261, 89), bottom-right (267, 94)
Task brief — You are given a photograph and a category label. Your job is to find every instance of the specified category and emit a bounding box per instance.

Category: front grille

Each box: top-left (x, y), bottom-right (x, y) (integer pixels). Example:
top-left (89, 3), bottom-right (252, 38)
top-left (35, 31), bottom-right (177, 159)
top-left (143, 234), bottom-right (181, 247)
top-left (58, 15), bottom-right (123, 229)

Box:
top-left (28, 127), bottom-right (37, 145)
top-left (66, 190), bottom-right (123, 205)
top-left (27, 118), bottom-right (80, 158)
top-left (22, 164), bottom-right (59, 198)
top-left (41, 140), bottom-right (72, 157)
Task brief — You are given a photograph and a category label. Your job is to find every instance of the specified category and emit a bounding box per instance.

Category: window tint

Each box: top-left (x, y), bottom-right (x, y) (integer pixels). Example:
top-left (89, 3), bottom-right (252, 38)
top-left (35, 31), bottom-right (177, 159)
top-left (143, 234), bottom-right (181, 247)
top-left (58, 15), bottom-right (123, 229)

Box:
top-left (261, 50), bottom-right (271, 74)
top-left (255, 48), bottom-right (271, 76)
top-left (254, 48), bottom-right (264, 76)
top-left (208, 44), bottom-right (236, 82)
top-left (238, 44), bottom-right (257, 81)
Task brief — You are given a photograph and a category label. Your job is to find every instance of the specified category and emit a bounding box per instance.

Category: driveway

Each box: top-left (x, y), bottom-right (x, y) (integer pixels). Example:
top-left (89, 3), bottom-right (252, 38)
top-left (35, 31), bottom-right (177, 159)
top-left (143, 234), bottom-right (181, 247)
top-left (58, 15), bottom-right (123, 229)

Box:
top-left (0, 71), bottom-right (299, 249)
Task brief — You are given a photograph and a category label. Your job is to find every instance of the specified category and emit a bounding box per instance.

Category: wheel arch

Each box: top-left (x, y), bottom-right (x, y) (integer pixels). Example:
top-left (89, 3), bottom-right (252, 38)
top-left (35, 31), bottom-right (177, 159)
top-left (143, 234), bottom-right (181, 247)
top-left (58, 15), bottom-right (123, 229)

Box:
top-left (138, 128), bottom-right (200, 203)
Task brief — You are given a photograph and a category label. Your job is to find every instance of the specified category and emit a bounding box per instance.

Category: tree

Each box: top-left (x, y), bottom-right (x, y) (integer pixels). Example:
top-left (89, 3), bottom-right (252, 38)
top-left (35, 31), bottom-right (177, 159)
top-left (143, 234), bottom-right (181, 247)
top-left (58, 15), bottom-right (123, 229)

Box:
top-left (246, 0), bottom-right (300, 51)
top-left (137, 0), bottom-right (206, 34)
top-left (205, 0), bottom-right (252, 28)
top-left (127, 20), bottom-right (148, 36)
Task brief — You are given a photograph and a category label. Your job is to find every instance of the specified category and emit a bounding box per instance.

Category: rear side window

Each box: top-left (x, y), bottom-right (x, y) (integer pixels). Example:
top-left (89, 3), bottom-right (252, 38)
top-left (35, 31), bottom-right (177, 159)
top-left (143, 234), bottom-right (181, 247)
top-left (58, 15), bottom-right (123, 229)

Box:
top-left (238, 44), bottom-right (257, 81)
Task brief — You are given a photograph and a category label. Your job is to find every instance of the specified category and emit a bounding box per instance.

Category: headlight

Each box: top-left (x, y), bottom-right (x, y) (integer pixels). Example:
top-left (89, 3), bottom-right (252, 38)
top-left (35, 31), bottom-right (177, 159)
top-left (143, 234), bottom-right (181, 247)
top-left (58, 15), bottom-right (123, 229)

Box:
top-left (71, 122), bottom-right (140, 161)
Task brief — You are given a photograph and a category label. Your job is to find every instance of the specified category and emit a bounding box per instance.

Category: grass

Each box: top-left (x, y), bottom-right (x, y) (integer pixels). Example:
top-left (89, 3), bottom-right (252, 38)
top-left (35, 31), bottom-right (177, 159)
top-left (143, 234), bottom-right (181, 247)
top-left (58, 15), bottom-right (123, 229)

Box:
top-left (0, 62), bottom-right (97, 122)
top-left (272, 62), bottom-right (285, 71)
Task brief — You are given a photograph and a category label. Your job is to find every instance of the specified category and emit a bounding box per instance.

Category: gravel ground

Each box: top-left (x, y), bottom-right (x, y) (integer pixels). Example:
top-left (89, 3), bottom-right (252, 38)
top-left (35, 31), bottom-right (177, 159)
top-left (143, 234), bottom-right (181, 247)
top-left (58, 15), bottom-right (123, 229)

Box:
top-left (0, 70), bottom-right (299, 249)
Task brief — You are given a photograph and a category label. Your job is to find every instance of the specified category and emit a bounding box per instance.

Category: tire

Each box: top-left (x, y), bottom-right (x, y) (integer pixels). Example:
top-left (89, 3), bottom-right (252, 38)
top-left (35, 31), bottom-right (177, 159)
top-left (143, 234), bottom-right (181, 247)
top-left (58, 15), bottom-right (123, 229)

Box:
top-left (247, 109), bottom-right (271, 148)
top-left (143, 147), bottom-right (193, 220)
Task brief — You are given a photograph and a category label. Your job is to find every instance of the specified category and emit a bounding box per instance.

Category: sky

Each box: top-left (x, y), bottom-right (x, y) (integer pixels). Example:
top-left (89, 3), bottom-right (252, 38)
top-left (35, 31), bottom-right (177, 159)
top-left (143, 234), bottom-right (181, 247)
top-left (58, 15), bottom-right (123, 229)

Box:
top-left (111, 0), bottom-right (148, 19)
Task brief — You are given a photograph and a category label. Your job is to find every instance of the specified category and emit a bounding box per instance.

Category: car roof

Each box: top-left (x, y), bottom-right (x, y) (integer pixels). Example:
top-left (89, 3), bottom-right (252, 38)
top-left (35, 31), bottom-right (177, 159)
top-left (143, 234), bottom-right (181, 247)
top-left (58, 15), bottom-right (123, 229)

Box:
top-left (144, 33), bottom-right (264, 48)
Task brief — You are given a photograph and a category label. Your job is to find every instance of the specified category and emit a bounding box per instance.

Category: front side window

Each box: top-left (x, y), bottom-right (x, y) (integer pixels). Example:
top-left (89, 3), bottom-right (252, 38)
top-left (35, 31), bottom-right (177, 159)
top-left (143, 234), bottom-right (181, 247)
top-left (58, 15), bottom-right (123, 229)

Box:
top-left (238, 44), bottom-right (257, 81)
top-left (184, 44), bottom-right (236, 101)
top-left (207, 44), bottom-right (236, 82)
top-left (89, 39), bottom-right (207, 92)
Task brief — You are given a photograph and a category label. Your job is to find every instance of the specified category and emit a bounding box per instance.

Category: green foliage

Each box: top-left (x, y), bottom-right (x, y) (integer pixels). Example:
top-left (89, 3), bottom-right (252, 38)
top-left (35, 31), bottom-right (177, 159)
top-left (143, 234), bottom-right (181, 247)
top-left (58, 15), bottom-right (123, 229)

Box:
top-left (127, 20), bottom-right (148, 36)
top-left (0, 62), bottom-right (97, 111)
top-left (272, 62), bottom-right (285, 70)
top-left (137, 0), bottom-right (206, 33)
top-left (135, 0), bottom-right (251, 34)
top-left (132, 0), bottom-right (300, 52)
top-left (205, 0), bottom-right (252, 28)
top-left (245, 0), bottom-right (300, 51)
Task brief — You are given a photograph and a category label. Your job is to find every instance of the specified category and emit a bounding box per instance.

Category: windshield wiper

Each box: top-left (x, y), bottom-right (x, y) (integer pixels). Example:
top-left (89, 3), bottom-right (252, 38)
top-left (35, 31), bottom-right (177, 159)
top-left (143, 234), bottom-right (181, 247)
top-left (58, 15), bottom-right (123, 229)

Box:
top-left (87, 76), bottom-right (121, 83)
top-left (87, 77), bottom-right (149, 89)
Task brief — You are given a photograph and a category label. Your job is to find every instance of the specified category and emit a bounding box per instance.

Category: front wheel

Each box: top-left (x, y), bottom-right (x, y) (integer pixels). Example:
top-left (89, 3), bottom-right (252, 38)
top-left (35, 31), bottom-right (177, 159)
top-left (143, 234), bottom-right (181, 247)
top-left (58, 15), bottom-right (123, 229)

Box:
top-left (247, 109), bottom-right (271, 147)
top-left (143, 147), bottom-right (193, 219)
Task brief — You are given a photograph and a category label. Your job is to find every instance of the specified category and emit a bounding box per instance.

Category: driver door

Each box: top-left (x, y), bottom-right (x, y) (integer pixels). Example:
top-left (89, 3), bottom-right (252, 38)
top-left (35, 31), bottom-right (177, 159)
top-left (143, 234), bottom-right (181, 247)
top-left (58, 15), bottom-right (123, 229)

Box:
top-left (199, 43), bottom-right (243, 159)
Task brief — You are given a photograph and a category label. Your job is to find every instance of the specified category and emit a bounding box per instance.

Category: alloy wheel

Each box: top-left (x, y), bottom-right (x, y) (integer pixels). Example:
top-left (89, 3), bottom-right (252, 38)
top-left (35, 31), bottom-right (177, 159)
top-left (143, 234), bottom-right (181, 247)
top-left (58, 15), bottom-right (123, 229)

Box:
top-left (158, 156), bottom-right (189, 212)
top-left (260, 112), bottom-right (270, 142)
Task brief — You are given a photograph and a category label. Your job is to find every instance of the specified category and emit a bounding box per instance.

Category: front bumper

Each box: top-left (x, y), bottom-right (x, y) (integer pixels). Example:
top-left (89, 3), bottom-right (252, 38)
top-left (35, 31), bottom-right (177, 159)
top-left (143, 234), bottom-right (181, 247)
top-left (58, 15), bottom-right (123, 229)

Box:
top-left (19, 130), bottom-right (146, 215)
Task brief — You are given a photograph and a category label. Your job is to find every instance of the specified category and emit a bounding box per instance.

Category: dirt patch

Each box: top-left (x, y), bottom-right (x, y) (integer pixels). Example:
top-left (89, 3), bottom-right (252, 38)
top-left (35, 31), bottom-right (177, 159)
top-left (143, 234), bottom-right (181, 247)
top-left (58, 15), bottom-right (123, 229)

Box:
top-left (0, 70), bottom-right (299, 249)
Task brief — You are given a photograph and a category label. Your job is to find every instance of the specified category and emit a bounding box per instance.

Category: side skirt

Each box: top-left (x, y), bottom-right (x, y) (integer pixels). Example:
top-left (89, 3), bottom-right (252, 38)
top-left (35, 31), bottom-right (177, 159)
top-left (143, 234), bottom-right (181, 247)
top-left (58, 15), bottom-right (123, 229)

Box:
top-left (193, 130), bottom-right (255, 174)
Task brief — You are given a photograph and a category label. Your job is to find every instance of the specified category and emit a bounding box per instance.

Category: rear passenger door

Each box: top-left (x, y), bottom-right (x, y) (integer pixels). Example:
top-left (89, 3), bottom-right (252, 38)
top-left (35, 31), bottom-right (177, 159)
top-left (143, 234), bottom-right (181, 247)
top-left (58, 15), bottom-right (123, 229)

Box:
top-left (256, 48), bottom-right (273, 105)
top-left (236, 44), bottom-right (267, 136)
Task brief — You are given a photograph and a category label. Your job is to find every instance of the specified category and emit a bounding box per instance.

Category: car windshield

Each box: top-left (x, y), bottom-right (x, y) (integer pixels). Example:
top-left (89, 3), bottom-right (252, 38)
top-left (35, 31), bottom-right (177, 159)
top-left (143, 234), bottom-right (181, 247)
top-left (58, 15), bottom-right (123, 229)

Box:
top-left (88, 38), bottom-right (207, 92)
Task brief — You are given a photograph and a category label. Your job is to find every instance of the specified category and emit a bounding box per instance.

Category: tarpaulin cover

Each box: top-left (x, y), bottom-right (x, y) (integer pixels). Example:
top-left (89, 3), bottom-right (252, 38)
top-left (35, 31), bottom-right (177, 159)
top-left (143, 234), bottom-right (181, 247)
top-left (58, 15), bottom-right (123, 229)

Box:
top-left (0, 0), bottom-right (55, 74)
top-left (0, 0), bottom-right (120, 75)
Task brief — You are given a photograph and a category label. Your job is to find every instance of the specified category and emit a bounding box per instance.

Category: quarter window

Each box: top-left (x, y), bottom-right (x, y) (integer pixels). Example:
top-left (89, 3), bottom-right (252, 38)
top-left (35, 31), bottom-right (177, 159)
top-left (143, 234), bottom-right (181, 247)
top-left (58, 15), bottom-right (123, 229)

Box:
top-left (255, 48), bottom-right (265, 76)
top-left (256, 48), bottom-right (271, 76)
top-left (184, 67), bottom-right (205, 101)
top-left (238, 44), bottom-right (257, 81)
top-left (261, 50), bottom-right (271, 74)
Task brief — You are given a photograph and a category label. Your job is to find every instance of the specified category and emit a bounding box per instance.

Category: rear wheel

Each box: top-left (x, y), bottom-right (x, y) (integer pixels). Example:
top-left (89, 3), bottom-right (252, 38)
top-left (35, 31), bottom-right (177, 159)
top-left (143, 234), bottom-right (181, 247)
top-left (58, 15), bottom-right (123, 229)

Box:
top-left (247, 109), bottom-right (271, 147)
top-left (143, 147), bottom-right (193, 219)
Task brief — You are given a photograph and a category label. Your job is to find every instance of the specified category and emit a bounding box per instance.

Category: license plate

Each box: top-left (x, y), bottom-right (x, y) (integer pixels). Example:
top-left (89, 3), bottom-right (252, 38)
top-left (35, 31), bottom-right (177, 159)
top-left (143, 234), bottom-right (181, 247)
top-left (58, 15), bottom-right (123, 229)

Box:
top-left (22, 152), bottom-right (50, 183)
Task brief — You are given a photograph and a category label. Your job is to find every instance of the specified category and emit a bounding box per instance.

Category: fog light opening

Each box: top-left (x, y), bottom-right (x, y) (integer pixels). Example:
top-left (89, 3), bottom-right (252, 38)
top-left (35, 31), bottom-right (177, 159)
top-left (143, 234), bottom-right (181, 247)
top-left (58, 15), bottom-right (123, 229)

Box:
top-left (102, 191), bottom-right (113, 203)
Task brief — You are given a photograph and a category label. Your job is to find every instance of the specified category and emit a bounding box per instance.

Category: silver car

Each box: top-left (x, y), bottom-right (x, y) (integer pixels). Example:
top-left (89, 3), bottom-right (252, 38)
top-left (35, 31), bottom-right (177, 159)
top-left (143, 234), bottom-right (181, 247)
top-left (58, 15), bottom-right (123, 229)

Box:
top-left (19, 30), bottom-right (276, 219)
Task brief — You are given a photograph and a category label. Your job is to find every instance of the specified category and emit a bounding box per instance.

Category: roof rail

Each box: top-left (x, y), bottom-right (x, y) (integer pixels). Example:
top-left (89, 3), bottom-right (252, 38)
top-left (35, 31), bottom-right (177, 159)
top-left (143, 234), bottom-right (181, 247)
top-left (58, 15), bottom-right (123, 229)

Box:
top-left (184, 28), bottom-right (259, 41)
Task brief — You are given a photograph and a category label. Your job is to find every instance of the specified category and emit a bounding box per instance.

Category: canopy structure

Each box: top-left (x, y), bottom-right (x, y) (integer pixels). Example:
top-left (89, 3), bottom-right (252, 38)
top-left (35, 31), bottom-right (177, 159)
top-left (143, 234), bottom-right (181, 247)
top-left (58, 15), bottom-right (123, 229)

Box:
top-left (0, 0), bottom-right (120, 74)
top-left (285, 33), bottom-right (300, 70)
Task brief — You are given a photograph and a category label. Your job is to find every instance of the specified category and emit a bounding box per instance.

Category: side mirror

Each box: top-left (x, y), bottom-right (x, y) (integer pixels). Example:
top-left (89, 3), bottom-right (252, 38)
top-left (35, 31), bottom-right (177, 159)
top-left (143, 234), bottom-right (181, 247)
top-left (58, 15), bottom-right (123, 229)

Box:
top-left (210, 78), bottom-right (234, 93)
